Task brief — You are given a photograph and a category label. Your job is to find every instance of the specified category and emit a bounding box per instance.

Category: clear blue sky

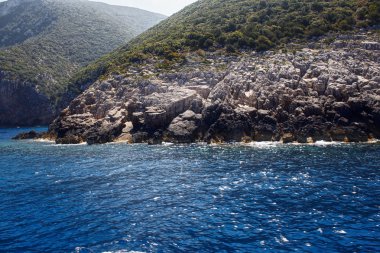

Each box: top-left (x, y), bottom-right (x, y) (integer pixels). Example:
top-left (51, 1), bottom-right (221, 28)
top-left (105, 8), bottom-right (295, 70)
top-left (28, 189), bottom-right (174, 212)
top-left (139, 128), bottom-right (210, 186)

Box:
top-left (0, 0), bottom-right (198, 15)
top-left (89, 0), bottom-right (197, 15)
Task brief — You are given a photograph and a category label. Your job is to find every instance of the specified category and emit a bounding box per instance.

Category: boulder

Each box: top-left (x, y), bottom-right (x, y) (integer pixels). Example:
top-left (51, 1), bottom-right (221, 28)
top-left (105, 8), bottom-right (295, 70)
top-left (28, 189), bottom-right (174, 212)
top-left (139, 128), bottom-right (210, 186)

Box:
top-left (86, 121), bottom-right (125, 145)
top-left (206, 110), bottom-right (253, 142)
top-left (166, 110), bottom-right (202, 143)
top-left (56, 135), bottom-right (83, 144)
top-left (282, 133), bottom-right (295, 143)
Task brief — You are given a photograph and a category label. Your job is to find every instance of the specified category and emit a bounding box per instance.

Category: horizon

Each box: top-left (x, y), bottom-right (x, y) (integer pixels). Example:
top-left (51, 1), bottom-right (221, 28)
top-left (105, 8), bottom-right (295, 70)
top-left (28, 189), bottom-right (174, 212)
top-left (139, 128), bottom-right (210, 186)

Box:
top-left (0, 0), bottom-right (198, 15)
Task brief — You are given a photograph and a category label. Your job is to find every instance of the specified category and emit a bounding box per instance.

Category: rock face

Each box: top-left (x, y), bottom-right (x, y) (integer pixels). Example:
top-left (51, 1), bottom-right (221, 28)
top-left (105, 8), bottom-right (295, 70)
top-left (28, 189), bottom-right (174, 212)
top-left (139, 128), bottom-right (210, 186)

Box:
top-left (49, 32), bottom-right (380, 144)
top-left (0, 76), bottom-right (54, 126)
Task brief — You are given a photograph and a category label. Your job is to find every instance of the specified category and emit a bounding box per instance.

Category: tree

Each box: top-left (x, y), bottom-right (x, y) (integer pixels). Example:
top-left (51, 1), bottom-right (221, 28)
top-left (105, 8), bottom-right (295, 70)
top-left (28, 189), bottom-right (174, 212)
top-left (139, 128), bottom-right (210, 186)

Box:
top-left (311, 2), bottom-right (324, 13)
top-left (368, 3), bottom-right (380, 24)
top-left (255, 35), bottom-right (273, 51)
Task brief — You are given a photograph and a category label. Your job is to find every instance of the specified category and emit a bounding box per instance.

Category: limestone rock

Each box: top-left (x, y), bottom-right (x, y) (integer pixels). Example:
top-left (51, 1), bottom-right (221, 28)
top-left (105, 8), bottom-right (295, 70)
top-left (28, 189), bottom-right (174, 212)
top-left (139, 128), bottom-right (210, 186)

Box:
top-left (166, 110), bottom-right (202, 143)
top-left (49, 32), bottom-right (380, 144)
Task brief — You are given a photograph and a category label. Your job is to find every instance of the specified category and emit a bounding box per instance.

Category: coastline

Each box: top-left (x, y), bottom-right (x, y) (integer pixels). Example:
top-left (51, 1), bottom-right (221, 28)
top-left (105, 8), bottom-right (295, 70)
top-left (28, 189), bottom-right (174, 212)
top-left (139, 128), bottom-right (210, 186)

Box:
top-left (10, 128), bottom-right (380, 146)
top-left (26, 136), bottom-right (380, 146)
top-left (47, 32), bottom-right (380, 146)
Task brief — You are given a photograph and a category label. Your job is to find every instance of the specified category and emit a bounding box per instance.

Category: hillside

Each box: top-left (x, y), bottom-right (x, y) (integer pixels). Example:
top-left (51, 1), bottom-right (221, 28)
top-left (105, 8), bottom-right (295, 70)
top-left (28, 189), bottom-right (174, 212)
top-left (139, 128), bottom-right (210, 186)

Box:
top-left (47, 0), bottom-right (380, 144)
top-left (0, 0), bottom-right (166, 126)
top-left (73, 0), bottom-right (380, 84)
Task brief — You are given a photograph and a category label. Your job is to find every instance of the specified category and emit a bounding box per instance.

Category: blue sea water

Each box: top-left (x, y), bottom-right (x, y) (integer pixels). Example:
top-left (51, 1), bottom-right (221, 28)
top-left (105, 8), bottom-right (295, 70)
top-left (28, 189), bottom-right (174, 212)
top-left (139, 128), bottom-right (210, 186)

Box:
top-left (0, 127), bottom-right (379, 253)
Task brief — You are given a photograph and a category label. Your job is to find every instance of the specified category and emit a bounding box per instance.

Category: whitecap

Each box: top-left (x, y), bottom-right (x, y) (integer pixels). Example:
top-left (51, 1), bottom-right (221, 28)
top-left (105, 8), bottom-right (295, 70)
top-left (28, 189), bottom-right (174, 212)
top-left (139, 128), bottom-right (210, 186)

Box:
top-left (280, 235), bottom-right (289, 243)
top-left (233, 179), bottom-right (244, 185)
top-left (219, 185), bottom-right (231, 191)
top-left (245, 141), bottom-right (281, 148)
top-left (50, 142), bottom-right (87, 147)
top-left (334, 229), bottom-right (347, 234)
top-left (313, 141), bottom-right (342, 146)
top-left (34, 138), bottom-right (55, 143)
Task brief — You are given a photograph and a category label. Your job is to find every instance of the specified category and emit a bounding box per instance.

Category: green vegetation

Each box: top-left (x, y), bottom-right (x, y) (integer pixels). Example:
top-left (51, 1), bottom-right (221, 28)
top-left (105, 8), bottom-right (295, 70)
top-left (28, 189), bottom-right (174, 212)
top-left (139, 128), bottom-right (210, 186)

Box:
top-left (0, 1), bottom-right (55, 47)
top-left (78, 0), bottom-right (379, 82)
top-left (0, 0), bottom-right (166, 100)
top-left (131, 0), bottom-right (379, 52)
top-left (2, 0), bottom-right (379, 105)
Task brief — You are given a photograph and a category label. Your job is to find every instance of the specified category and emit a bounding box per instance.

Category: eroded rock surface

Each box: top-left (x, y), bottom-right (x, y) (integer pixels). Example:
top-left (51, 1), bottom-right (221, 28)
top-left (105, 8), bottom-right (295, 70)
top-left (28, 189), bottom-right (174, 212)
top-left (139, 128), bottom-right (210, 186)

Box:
top-left (49, 32), bottom-right (380, 144)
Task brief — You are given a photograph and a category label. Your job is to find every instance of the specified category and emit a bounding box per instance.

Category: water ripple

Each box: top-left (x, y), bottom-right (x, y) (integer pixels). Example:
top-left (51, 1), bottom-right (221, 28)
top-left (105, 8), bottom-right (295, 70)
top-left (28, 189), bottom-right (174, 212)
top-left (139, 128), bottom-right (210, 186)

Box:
top-left (0, 128), bottom-right (379, 252)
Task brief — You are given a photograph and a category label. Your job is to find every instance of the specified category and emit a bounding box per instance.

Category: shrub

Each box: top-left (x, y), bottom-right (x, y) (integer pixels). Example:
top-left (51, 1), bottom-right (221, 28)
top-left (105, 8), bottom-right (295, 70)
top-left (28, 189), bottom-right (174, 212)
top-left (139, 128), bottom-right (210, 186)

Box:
top-left (255, 35), bottom-right (273, 51)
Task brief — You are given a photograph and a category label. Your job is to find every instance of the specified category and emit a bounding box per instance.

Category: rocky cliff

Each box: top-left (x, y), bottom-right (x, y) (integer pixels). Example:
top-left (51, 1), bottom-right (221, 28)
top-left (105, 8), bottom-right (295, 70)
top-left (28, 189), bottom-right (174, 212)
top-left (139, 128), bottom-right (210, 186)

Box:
top-left (49, 32), bottom-right (380, 144)
top-left (0, 72), bottom-right (54, 126)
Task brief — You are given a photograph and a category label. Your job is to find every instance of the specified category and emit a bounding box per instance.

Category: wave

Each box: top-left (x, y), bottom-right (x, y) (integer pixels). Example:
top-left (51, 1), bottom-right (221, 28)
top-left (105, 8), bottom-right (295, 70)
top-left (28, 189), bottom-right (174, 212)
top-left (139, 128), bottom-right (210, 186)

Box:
top-left (49, 142), bottom-right (87, 147)
top-left (30, 137), bottom-right (380, 147)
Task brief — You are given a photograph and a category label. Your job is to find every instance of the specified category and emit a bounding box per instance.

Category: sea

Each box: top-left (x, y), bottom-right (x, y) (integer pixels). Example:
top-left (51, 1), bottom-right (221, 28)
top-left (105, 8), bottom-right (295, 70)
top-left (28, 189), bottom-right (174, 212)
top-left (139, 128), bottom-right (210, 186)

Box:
top-left (0, 127), bottom-right (379, 252)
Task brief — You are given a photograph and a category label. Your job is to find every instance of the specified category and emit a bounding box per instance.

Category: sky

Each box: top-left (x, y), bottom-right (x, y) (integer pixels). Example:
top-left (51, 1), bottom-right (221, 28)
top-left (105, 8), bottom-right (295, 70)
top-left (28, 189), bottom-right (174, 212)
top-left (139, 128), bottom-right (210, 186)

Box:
top-left (89, 0), bottom-right (198, 15)
top-left (0, 0), bottom-right (198, 16)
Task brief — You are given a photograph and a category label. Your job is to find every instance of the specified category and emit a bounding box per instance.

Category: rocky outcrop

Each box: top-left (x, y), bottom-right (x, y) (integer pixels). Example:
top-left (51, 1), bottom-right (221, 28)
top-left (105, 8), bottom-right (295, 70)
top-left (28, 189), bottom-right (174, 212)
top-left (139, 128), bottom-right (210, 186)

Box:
top-left (12, 130), bottom-right (40, 140)
top-left (49, 32), bottom-right (380, 144)
top-left (166, 110), bottom-right (203, 143)
top-left (12, 130), bottom-right (55, 140)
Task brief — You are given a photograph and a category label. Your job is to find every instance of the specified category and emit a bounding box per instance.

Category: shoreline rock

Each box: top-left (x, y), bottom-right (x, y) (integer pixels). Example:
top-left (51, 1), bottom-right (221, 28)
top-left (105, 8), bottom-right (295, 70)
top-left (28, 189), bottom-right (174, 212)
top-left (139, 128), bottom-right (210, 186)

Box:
top-left (11, 129), bottom-right (380, 146)
top-left (12, 130), bottom-right (56, 141)
top-left (47, 32), bottom-right (380, 145)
